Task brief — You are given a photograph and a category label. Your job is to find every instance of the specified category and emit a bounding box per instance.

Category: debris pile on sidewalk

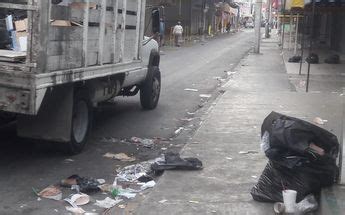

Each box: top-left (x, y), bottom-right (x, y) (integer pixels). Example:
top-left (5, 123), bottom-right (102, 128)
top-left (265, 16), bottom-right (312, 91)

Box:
top-left (251, 112), bottom-right (339, 214)
top-left (33, 152), bottom-right (202, 214)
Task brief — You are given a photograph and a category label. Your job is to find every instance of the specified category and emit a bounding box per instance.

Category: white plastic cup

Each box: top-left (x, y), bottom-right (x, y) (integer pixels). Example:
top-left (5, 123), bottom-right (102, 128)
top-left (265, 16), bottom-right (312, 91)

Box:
top-left (282, 190), bottom-right (297, 213)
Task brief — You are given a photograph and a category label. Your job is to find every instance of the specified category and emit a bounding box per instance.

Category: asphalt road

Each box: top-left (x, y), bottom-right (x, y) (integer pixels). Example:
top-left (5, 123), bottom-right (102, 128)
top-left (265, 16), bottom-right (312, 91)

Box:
top-left (0, 29), bottom-right (254, 215)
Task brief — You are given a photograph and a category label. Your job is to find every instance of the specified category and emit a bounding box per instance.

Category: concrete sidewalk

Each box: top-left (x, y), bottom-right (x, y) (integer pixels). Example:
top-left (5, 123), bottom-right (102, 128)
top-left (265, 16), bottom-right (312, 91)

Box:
top-left (135, 35), bottom-right (343, 214)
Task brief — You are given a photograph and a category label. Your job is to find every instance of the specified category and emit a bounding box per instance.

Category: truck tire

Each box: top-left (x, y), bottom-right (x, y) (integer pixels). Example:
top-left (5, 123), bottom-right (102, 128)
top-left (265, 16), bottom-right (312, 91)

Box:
top-left (68, 90), bottom-right (93, 154)
top-left (140, 66), bottom-right (161, 110)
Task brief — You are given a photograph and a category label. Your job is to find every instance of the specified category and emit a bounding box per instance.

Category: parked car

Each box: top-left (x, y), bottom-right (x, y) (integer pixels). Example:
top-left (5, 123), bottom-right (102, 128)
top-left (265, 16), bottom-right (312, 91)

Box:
top-left (245, 21), bottom-right (254, 28)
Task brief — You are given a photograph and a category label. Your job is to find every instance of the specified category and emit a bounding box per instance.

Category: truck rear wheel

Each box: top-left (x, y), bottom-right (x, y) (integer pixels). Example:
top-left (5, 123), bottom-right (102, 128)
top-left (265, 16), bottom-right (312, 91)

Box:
top-left (140, 66), bottom-right (161, 110)
top-left (68, 91), bottom-right (93, 154)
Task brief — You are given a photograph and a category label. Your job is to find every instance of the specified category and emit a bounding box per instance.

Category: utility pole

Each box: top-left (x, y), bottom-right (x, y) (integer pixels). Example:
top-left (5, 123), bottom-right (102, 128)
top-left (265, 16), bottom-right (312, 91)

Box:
top-left (265, 0), bottom-right (272, 38)
top-left (254, 0), bottom-right (262, 53)
top-left (201, 0), bottom-right (209, 42)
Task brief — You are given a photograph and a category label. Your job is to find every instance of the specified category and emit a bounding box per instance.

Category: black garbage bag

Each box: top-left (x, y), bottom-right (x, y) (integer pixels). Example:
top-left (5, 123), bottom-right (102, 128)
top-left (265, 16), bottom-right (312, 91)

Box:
top-left (306, 53), bottom-right (319, 64)
top-left (261, 112), bottom-right (339, 163)
top-left (325, 54), bottom-right (340, 64)
top-left (251, 161), bottom-right (321, 202)
top-left (252, 112), bottom-right (339, 202)
top-left (288, 56), bottom-right (302, 63)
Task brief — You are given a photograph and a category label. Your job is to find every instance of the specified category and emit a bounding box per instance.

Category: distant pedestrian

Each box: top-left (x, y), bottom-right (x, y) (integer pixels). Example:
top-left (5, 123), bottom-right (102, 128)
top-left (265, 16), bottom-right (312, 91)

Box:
top-left (173, 21), bottom-right (183, 47)
top-left (159, 17), bottom-right (165, 47)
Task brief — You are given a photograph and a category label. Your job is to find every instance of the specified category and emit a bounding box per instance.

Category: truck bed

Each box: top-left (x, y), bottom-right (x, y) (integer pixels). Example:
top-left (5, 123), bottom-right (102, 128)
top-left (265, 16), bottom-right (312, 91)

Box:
top-left (0, 0), bottom-right (146, 115)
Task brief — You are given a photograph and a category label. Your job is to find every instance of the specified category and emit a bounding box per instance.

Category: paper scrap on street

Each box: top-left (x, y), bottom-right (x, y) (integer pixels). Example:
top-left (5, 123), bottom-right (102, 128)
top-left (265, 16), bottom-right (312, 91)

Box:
top-left (103, 152), bottom-right (136, 162)
top-left (184, 88), bottom-right (198, 92)
top-left (238, 150), bottom-right (258, 154)
top-left (159, 199), bottom-right (168, 203)
top-left (174, 127), bottom-right (184, 135)
top-left (95, 197), bottom-right (122, 209)
top-left (38, 185), bottom-right (62, 201)
top-left (130, 137), bottom-right (155, 148)
top-left (199, 94), bottom-right (212, 98)
top-left (65, 206), bottom-right (85, 214)
top-left (140, 181), bottom-right (156, 190)
top-left (313, 117), bottom-right (327, 125)
top-left (97, 179), bottom-right (106, 184)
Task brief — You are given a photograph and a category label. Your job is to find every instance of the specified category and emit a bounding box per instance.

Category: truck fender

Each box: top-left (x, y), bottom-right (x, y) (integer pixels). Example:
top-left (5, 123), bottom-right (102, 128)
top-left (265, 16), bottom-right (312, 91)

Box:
top-left (148, 50), bottom-right (160, 67)
top-left (143, 50), bottom-right (160, 82)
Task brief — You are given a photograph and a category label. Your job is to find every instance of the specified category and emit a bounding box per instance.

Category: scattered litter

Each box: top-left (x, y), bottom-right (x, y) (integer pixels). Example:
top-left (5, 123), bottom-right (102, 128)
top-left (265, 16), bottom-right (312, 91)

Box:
top-left (189, 200), bottom-right (200, 204)
top-left (54, 209), bottom-right (58, 212)
top-left (180, 118), bottom-right (193, 122)
top-left (118, 204), bottom-right (126, 209)
top-left (61, 175), bottom-right (100, 193)
top-left (95, 197), bottom-right (122, 209)
top-left (140, 181), bottom-right (156, 190)
top-left (174, 127), bottom-right (184, 135)
top-left (161, 147), bottom-right (167, 151)
top-left (296, 194), bottom-right (318, 214)
top-left (65, 193), bottom-right (90, 207)
top-left (38, 185), bottom-right (62, 201)
top-left (151, 152), bottom-right (203, 171)
top-left (313, 117), bottom-right (327, 125)
top-left (226, 71), bottom-right (236, 76)
top-left (251, 176), bottom-right (258, 179)
top-left (103, 153), bottom-right (136, 162)
top-left (273, 202), bottom-right (285, 214)
top-left (238, 150), bottom-right (258, 154)
top-left (199, 94), bottom-right (212, 98)
top-left (299, 80), bottom-right (306, 88)
top-left (64, 158), bottom-right (74, 163)
top-left (225, 157), bottom-right (233, 160)
top-left (116, 159), bottom-right (156, 182)
top-left (159, 199), bottom-right (168, 203)
top-left (130, 137), bottom-right (154, 148)
top-left (184, 88), bottom-right (198, 92)
top-left (97, 179), bottom-right (106, 184)
top-left (187, 112), bottom-right (196, 115)
top-left (37, 197), bottom-right (41, 201)
top-left (65, 206), bottom-right (85, 214)
top-left (20, 204), bottom-right (27, 208)
top-left (118, 189), bottom-right (136, 199)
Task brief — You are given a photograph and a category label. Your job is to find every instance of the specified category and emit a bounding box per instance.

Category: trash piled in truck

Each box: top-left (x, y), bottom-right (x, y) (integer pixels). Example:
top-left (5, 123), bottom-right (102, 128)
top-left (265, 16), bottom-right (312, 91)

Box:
top-left (0, 1), bottom-right (97, 62)
top-left (251, 112), bottom-right (339, 213)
